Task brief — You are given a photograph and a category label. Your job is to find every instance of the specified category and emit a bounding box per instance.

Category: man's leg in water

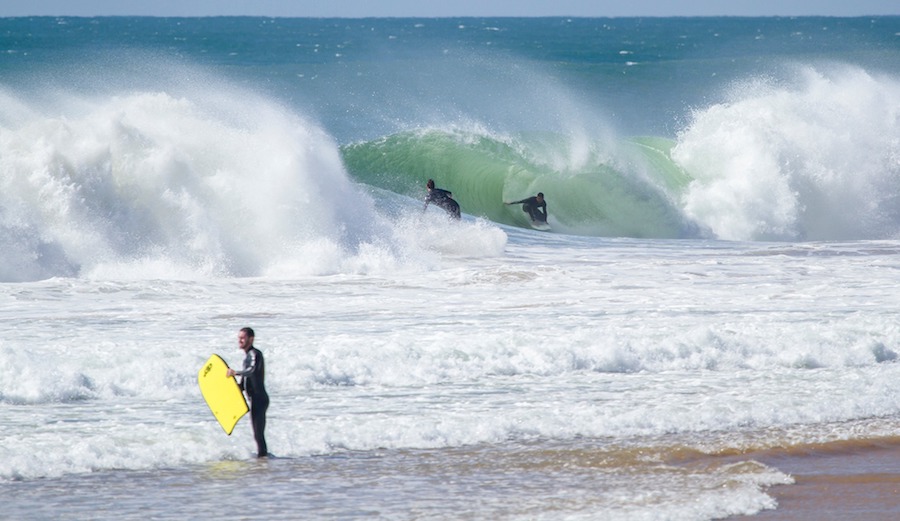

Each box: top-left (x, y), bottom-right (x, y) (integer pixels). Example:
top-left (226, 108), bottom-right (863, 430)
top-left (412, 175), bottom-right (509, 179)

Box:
top-left (250, 397), bottom-right (269, 457)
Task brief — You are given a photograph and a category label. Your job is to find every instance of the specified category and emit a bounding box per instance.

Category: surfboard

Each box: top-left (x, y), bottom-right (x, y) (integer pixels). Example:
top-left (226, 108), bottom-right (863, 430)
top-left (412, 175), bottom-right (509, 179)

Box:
top-left (198, 354), bottom-right (248, 435)
top-left (530, 220), bottom-right (551, 231)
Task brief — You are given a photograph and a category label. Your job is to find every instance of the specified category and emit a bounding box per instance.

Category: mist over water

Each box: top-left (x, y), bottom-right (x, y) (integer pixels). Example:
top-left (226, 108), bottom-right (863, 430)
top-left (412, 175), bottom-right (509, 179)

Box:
top-left (676, 64), bottom-right (900, 241)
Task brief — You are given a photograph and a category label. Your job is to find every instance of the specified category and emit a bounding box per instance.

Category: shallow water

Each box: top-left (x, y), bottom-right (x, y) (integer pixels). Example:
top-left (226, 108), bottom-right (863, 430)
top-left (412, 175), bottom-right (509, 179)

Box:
top-left (5, 231), bottom-right (900, 519)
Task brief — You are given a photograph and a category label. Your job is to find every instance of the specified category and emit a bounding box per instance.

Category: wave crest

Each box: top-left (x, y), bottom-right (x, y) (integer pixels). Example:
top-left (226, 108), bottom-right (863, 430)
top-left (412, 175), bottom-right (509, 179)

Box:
top-left (0, 86), bottom-right (379, 281)
top-left (674, 65), bottom-right (900, 241)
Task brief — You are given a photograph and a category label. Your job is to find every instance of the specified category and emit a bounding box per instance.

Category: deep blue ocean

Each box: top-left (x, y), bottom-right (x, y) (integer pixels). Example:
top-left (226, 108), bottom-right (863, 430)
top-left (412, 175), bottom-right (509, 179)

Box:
top-left (2, 16), bottom-right (900, 521)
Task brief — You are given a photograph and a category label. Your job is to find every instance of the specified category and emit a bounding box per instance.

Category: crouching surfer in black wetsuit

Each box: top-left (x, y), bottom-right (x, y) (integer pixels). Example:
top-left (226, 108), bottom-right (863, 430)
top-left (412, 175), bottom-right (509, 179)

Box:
top-left (506, 192), bottom-right (547, 223)
top-left (226, 327), bottom-right (269, 458)
top-left (424, 179), bottom-right (461, 219)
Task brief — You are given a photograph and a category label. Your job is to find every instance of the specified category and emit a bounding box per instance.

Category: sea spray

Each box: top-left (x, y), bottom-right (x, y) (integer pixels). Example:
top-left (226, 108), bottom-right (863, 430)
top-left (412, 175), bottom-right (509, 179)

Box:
top-left (674, 65), bottom-right (900, 241)
top-left (0, 86), bottom-right (383, 281)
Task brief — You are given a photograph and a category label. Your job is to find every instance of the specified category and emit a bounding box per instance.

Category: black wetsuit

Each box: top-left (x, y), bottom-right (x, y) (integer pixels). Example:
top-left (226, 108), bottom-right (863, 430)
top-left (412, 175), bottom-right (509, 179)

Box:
top-left (510, 196), bottom-right (547, 223)
top-left (424, 187), bottom-right (461, 219)
top-left (235, 347), bottom-right (268, 457)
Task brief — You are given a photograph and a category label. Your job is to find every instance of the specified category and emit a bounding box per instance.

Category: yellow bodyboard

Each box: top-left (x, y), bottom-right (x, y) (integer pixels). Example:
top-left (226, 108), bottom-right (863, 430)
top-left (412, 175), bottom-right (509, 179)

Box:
top-left (198, 354), bottom-right (249, 435)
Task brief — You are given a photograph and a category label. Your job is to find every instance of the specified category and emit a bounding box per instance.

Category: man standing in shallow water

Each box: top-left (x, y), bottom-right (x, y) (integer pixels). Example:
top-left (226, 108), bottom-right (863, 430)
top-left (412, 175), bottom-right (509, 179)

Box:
top-left (226, 327), bottom-right (269, 458)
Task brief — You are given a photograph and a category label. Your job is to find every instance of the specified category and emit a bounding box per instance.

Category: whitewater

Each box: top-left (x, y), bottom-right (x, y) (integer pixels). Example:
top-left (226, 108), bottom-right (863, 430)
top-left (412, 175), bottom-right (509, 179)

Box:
top-left (1, 15), bottom-right (900, 520)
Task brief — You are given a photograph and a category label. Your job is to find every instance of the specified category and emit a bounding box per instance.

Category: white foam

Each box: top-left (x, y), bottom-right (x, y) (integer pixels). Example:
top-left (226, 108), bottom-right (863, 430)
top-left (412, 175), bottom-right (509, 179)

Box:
top-left (674, 65), bottom-right (900, 241)
top-left (0, 83), bottom-right (388, 281)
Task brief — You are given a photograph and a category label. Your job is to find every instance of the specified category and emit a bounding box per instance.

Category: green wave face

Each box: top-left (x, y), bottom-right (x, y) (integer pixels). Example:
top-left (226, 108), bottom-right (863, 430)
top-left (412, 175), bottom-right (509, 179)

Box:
top-left (341, 129), bottom-right (699, 238)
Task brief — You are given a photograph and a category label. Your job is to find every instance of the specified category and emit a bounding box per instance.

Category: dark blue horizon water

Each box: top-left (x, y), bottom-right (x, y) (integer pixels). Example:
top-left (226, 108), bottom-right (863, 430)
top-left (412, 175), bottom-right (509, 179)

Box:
top-left (1, 16), bottom-right (897, 140)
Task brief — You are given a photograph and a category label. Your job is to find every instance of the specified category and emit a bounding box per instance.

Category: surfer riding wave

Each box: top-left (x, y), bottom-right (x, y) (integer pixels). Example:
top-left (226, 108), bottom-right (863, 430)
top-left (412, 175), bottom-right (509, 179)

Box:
top-left (506, 193), bottom-right (547, 224)
top-left (424, 179), bottom-right (461, 219)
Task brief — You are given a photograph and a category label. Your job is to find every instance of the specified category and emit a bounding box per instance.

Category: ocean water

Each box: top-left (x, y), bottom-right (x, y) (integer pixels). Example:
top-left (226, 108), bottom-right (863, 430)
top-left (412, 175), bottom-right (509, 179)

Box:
top-left (2, 16), bottom-right (900, 520)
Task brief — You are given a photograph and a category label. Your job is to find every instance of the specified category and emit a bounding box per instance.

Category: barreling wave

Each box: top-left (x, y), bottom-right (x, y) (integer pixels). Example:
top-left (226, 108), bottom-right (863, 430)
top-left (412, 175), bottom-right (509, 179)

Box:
top-left (343, 65), bottom-right (900, 242)
top-left (341, 127), bottom-right (700, 238)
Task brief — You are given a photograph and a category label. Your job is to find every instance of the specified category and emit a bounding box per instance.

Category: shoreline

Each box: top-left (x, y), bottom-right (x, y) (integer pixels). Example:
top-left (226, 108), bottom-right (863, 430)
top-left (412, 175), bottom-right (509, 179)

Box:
top-left (735, 439), bottom-right (900, 520)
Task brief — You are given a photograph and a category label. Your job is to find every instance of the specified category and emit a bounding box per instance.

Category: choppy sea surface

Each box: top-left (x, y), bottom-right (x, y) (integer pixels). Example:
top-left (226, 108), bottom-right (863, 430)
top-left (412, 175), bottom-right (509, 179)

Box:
top-left (1, 16), bottom-right (900, 520)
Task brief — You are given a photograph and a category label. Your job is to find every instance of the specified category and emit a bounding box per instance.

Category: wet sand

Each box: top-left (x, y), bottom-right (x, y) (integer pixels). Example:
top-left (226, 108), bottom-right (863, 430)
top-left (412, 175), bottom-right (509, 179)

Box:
top-left (736, 439), bottom-right (900, 520)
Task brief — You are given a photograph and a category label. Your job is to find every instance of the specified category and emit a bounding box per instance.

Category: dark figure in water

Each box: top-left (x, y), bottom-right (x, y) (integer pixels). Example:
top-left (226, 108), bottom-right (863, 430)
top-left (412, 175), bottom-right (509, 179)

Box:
top-left (424, 179), bottom-right (461, 219)
top-left (226, 327), bottom-right (269, 458)
top-left (506, 193), bottom-right (547, 223)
